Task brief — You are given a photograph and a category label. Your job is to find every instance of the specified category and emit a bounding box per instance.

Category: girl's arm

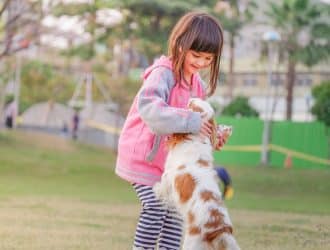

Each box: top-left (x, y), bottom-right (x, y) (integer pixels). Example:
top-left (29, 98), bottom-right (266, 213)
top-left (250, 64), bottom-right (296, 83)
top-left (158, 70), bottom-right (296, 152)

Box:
top-left (137, 67), bottom-right (201, 135)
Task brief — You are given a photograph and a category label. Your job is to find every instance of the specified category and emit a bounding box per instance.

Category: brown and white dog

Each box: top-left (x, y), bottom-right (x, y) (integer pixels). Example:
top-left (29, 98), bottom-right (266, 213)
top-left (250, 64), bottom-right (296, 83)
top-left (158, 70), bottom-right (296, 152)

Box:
top-left (154, 98), bottom-right (240, 250)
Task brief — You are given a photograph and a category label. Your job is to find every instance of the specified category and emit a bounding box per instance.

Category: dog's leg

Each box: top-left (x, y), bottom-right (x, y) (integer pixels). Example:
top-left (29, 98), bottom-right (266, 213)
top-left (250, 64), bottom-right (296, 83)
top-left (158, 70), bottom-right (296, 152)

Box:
top-left (182, 234), bottom-right (206, 250)
top-left (153, 173), bottom-right (171, 202)
top-left (212, 233), bottom-right (241, 250)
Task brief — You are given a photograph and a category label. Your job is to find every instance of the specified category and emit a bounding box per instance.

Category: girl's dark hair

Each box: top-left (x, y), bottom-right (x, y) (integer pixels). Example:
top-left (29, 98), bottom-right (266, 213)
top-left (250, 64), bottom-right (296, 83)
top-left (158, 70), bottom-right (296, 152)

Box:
top-left (168, 11), bottom-right (224, 96)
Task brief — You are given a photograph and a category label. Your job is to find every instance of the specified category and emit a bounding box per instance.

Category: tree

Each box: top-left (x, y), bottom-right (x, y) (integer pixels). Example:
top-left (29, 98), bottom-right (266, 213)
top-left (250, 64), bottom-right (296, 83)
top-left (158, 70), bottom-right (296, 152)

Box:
top-left (20, 60), bottom-right (75, 112)
top-left (265, 0), bottom-right (330, 120)
top-left (0, 0), bottom-right (42, 60)
top-left (213, 0), bottom-right (257, 99)
top-left (221, 96), bottom-right (259, 117)
top-left (49, 0), bottom-right (123, 114)
top-left (311, 81), bottom-right (330, 158)
top-left (119, 0), bottom-right (218, 60)
top-left (311, 81), bottom-right (330, 127)
top-left (51, 0), bottom-right (103, 61)
top-left (0, 0), bottom-right (43, 120)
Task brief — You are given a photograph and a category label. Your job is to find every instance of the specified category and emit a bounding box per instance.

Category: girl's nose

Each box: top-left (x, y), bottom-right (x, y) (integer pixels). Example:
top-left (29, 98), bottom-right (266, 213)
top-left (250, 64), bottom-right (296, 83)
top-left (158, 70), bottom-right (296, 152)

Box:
top-left (196, 59), bottom-right (205, 67)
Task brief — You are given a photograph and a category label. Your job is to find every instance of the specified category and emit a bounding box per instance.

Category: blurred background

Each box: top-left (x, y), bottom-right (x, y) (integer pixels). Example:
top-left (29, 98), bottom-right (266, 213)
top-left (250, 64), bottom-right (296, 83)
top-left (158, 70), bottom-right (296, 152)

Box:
top-left (0, 0), bottom-right (330, 168)
top-left (0, 1), bottom-right (329, 249)
top-left (1, 0), bottom-right (329, 168)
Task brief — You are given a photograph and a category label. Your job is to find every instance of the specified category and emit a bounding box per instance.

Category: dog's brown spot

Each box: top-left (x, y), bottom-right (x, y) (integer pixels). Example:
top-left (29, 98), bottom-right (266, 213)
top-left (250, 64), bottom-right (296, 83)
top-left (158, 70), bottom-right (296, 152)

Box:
top-left (197, 159), bottom-right (209, 167)
top-left (204, 225), bottom-right (233, 243)
top-left (175, 173), bottom-right (195, 203)
top-left (204, 209), bottom-right (224, 229)
top-left (177, 165), bottom-right (186, 170)
top-left (200, 191), bottom-right (216, 202)
top-left (167, 133), bottom-right (190, 149)
top-left (200, 191), bottom-right (223, 205)
top-left (188, 211), bottom-right (195, 224)
top-left (189, 226), bottom-right (201, 235)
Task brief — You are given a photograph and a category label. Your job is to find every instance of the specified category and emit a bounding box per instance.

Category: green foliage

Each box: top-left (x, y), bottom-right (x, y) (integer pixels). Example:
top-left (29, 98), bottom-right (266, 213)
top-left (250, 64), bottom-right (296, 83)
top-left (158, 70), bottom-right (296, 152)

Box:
top-left (120, 0), bottom-right (217, 59)
top-left (50, 0), bottom-right (221, 61)
top-left (51, 1), bottom-right (100, 61)
top-left (20, 60), bottom-right (75, 112)
top-left (4, 94), bottom-right (14, 105)
top-left (222, 96), bottom-right (259, 117)
top-left (52, 3), bottom-right (96, 16)
top-left (0, 59), bottom-right (14, 85)
top-left (264, 0), bottom-right (329, 120)
top-left (311, 81), bottom-right (330, 127)
top-left (62, 44), bottom-right (95, 61)
top-left (265, 0), bottom-right (330, 65)
top-left (107, 76), bottom-right (141, 115)
top-left (214, 0), bottom-right (257, 36)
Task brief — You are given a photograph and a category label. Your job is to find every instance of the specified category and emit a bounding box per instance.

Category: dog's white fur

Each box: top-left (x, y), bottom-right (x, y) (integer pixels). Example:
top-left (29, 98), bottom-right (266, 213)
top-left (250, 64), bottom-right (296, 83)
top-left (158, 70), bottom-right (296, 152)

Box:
top-left (154, 98), bottom-right (240, 250)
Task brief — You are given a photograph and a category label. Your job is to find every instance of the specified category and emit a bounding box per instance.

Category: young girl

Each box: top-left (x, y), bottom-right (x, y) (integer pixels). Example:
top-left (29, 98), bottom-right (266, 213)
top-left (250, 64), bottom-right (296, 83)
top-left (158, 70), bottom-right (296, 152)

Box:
top-left (116, 11), bottom-right (225, 250)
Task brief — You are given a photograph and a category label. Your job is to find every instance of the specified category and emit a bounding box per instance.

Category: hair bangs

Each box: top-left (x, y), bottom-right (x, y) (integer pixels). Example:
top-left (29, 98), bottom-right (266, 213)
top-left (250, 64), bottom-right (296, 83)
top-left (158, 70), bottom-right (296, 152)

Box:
top-left (189, 18), bottom-right (222, 54)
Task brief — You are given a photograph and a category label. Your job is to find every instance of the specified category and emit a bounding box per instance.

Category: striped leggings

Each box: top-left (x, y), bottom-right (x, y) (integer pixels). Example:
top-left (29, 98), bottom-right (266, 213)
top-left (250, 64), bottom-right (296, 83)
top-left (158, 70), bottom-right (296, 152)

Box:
top-left (132, 183), bottom-right (183, 250)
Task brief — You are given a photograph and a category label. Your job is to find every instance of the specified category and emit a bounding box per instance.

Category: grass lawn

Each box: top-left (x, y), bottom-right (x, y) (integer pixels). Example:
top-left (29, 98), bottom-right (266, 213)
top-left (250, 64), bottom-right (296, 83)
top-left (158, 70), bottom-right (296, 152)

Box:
top-left (0, 130), bottom-right (329, 250)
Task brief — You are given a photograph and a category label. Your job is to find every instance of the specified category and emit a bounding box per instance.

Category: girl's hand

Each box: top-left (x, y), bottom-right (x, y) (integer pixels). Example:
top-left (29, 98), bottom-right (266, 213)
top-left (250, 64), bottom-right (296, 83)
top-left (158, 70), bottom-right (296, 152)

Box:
top-left (199, 112), bottom-right (212, 138)
top-left (215, 125), bottom-right (232, 151)
top-left (215, 132), bottom-right (227, 150)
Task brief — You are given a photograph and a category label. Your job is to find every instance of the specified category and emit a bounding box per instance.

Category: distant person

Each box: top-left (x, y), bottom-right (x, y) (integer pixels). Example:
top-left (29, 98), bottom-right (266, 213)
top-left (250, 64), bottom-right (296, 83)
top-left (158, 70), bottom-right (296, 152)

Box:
top-left (215, 166), bottom-right (234, 200)
top-left (61, 121), bottom-right (69, 138)
top-left (115, 11), bottom-right (226, 250)
top-left (71, 111), bottom-right (80, 140)
top-left (4, 100), bottom-right (17, 129)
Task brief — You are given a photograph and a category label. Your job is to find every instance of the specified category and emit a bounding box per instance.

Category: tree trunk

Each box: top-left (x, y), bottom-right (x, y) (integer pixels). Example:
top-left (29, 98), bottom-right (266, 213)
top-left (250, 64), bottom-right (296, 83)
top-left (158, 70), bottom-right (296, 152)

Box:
top-left (326, 127), bottom-right (330, 160)
top-left (0, 84), bottom-right (5, 120)
top-left (152, 14), bottom-right (161, 32)
top-left (227, 34), bottom-right (235, 100)
top-left (286, 57), bottom-right (296, 120)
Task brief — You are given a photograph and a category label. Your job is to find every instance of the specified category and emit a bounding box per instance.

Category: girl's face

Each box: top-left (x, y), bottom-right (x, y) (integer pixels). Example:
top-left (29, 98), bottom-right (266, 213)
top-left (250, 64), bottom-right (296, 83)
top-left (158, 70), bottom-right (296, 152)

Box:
top-left (183, 50), bottom-right (214, 81)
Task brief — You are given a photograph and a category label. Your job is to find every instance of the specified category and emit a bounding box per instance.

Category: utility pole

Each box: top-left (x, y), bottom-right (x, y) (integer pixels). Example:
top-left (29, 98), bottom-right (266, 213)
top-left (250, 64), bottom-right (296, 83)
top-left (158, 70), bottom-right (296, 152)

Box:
top-left (260, 30), bottom-right (281, 166)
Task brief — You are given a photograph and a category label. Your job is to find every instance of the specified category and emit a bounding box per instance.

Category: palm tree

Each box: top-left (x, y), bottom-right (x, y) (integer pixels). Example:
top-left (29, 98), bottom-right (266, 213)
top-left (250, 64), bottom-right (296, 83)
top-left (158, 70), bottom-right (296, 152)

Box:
top-left (265, 0), bottom-right (330, 120)
top-left (119, 0), bottom-right (218, 61)
top-left (213, 0), bottom-right (257, 99)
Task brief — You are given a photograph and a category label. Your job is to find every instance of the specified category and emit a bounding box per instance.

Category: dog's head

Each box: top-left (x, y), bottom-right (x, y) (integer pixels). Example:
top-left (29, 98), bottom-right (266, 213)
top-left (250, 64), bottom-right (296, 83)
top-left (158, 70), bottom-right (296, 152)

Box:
top-left (187, 98), bottom-right (215, 120)
top-left (188, 98), bottom-right (218, 148)
top-left (167, 98), bottom-right (218, 149)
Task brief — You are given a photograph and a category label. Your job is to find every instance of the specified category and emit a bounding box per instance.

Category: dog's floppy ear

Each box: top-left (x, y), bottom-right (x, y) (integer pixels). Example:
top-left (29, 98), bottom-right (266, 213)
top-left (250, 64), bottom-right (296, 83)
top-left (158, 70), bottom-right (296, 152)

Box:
top-left (167, 133), bottom-right (190, 149)
top-left (209, 118), bottom-right (218, 149)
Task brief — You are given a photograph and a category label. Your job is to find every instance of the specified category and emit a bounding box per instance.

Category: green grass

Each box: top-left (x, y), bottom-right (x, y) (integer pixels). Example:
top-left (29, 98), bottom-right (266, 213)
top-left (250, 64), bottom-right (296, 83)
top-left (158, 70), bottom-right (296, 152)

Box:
top-left (0, 130), bottom-right (136, 203)
top-left (226, 165), bottom-right (330, 215)
top-left (0, 130), bottom-right (329, 250)
top-left (1, 130), bottom-right (329, 213)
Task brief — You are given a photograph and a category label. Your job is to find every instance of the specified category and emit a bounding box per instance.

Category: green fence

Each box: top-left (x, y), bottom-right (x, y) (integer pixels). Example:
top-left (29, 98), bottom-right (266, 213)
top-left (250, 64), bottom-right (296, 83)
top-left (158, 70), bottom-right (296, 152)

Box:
top-left (214, 116), bottom-right (330, 169)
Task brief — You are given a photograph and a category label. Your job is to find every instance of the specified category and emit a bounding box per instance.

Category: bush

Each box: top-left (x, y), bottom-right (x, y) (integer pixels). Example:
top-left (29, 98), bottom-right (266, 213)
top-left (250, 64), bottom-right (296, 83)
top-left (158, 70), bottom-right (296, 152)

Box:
top-left (222, 96), bottom-right (259, 117)
top-left (311, 81), bottom-right (330, 127)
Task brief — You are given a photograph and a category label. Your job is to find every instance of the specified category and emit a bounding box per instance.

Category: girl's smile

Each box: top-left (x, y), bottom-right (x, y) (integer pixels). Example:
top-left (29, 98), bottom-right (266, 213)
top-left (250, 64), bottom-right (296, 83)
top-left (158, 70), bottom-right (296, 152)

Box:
top-left (183, 50), bottom-right (214, 83)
